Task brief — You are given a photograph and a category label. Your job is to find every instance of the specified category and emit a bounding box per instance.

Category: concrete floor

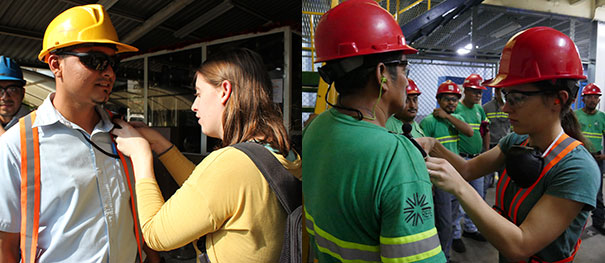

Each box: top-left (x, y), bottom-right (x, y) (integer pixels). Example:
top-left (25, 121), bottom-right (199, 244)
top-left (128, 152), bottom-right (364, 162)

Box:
top-left (450, 183), bottom-right (605, 263)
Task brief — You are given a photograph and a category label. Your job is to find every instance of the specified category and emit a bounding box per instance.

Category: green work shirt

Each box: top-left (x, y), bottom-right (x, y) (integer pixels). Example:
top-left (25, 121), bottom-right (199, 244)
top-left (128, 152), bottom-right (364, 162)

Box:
top-left (386, 116), bottom-right (425, 138)
top-left (302, 108), bottom-right (445, 263)
top-left (574, 109), bottom-right (605, 153)
top-left (419, 113), bottom-right (465, 154)
top-left (498, 133), bottom-right (599, 262)
top-left (455, 103), bottom-right (488, 155)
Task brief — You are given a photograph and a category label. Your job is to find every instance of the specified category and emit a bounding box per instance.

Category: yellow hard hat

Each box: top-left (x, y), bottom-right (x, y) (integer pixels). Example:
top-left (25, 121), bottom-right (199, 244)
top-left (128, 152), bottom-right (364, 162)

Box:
top-left (38, 4), bottom-right (138, 62)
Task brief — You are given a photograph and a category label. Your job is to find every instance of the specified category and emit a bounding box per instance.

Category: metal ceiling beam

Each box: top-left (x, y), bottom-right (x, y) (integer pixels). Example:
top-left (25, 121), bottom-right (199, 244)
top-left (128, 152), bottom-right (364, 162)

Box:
top-left (476, 12), bottom-right (505, 31)
top-left (174, 0), bottom-right (234, 39)
top-left (0, 25), bottom-right (43, 41)
top-left (97, 0), bottom-right (119, 10)
top-left (59, 0), bottom-right (182, 35)
top-left (234, 1), bottom-right (271, 23)
top-left (433, 14), bottom-right (472, 47)
top-left (480, 17), bottom-right (547, 50)
top-left (401, 0), bottom-right (485, 43)
top-left (122, 0), bottom-right (195, 44)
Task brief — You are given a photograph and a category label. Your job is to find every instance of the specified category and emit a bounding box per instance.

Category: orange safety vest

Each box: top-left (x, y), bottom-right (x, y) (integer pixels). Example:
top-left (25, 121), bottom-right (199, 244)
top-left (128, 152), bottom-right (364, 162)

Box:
top-left (493, 133), bottom-right (583, 263)
top-left (19, 111), bottom-right (144, 263)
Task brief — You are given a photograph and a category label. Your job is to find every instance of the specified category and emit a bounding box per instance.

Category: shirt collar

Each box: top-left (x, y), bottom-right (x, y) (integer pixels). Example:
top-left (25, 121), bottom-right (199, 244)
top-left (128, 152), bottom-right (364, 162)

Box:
top-left (33, 93), bottom-right (114, 134)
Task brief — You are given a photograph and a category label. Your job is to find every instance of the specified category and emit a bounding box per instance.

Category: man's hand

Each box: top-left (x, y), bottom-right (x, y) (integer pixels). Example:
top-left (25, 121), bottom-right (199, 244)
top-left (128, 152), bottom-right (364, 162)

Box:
top-left (433, 108), bottom-right (448, 119)
top-left (0, 125), bottom-right (6, 136)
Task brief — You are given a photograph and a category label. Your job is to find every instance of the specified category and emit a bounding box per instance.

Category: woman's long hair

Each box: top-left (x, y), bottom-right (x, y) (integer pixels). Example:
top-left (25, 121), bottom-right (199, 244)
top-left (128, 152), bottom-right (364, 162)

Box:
top-left (535, 79), bottom-right (589, 147)
top-left (196, 48), bottom-right (291, 155)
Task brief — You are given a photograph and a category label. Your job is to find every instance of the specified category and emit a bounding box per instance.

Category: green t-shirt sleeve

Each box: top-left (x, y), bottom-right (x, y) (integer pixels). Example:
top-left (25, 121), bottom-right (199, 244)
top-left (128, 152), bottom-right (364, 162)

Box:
top-left (380, 138), bottom-right (435, 237)
top-left (544, 147), bottom-right (600, 210)
top-left (451, 113), bottom-right (466, 123)
top-left (420, 117), bottom-right (433, 137)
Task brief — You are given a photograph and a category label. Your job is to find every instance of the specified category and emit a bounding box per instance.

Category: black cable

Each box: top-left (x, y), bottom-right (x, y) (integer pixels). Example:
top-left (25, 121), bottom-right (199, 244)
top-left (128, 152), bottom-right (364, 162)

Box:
top-left (402, 123), bottom-right (427, 159)
top-left (324, 82), bottom-right (364, 120)
top-left (78, 130), bottom-right (121, 159)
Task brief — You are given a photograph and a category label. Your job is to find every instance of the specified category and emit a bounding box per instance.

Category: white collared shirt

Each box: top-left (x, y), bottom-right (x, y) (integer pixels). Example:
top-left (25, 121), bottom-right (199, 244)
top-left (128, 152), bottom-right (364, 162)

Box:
top-left (0, 93), bottom-right (138, 262)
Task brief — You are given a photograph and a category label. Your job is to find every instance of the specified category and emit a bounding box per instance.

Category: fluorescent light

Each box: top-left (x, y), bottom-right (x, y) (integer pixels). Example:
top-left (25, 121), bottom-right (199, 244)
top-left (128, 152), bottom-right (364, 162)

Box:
top-left (457, 48), bottom-right (471, 55)
top-left (464, 43), bottom-right (473, 50)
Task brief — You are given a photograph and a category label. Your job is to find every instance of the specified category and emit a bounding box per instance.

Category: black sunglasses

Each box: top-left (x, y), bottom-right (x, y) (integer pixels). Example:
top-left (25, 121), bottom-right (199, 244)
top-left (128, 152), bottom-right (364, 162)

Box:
top-left (59, 51), bottom-right (120, 72)
top-left (0, 84), bottom-right (23, 97)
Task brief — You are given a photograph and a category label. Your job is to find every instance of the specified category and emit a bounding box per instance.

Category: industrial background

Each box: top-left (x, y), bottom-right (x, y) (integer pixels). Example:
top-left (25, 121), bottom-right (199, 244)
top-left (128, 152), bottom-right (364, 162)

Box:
top-left (302, 1), bottom-right (605, 261)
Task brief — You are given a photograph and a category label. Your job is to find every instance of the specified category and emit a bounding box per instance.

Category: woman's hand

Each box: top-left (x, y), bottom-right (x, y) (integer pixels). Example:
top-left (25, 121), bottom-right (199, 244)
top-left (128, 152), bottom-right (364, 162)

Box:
top-left (415, 137), bottom-right (437, 156)
top-left (425, 157), bottom-right (466, 196)
top-left (111, 119), bottom-right (152, 158)
top-left (128, 121), bottom-right (173, 155)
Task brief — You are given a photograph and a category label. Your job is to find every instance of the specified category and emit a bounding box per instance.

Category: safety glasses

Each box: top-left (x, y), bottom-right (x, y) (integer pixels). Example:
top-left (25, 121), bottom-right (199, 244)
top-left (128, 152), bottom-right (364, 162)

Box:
top-left (502, 90), bottom-right (549, 108)
top-left (383, 59), bottom-right (410, 76)
top-left (60, 51), bottom-right (120, 72)
top-left (440, 95), bottom-right (459, 103)
top-left (0, 84), bottom-right (23, 97)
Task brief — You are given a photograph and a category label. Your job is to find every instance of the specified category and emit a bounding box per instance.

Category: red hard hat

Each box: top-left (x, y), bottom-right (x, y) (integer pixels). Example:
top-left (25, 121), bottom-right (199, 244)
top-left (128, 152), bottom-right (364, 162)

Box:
top-left (407, 78), bottom-right (421, 95)
top-left (463, 74), bottom-right (486, 90)
top-left (436, 80), bottom-right (461, 97)
top-left (483, 27), bottom-right (586, 88)
top-left (582, 83), bottom-right (601, 96)
top-left (314, 0), bottom-right (417, 63)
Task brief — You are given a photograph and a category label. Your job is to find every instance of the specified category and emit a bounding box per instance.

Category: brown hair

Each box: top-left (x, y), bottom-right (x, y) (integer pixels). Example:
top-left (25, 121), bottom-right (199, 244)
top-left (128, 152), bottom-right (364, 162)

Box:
top-left (197, 48), bottom-right (291, 155)
top-left (535, 79), bottom-right (589, 147)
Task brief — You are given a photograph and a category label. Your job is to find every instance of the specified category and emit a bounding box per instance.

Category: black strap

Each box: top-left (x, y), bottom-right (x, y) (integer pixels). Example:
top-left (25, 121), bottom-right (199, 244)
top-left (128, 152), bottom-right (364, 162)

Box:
top-left (232, 142), bottom-right (301, 213)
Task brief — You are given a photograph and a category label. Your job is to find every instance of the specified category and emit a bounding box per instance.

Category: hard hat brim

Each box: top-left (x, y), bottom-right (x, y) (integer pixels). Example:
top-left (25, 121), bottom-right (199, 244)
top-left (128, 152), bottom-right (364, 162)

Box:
top-left (482, 73), bottom-right (587, 88)
top-left (0, 76), bottom-right (26, 85)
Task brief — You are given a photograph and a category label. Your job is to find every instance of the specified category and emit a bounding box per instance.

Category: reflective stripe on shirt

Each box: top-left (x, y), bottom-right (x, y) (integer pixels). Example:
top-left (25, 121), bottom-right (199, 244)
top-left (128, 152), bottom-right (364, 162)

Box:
top-left (305, 209), bottom-right (441, 262)
top-left (436, 135), bottom-right (459, 144)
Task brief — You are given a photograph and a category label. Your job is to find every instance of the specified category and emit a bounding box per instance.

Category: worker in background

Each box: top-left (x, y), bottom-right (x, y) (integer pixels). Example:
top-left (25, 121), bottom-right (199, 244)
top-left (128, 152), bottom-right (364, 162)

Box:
top-left (386, 78), bottom-right (425, 137)
top-left (0, 56), bottom-right (30, 136)
top-left (303, 0), bottom-right (445, 262)
top-left (0, 4), bottom-right (160, 263)
top-left (482, 84), bottom-right (510, 196)
top-left (574, 83), bottom-right (605, 235)
top-left (451, 74), bottom-right (490, 253)
top-left (420, 80), bottom-right (473, 261)
top-left (422, 26), bottom-right (600, 262)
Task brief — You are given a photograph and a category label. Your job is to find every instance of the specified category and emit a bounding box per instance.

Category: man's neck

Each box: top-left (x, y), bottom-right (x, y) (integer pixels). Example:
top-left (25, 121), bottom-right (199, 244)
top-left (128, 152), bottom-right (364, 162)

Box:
top-left (51, 93), bottom-right (100, 134)
top-left (462, 99), bottom-right (475, 108)
top-left (0, 115), bottom-right (12, 125)
top-left (583, 107), bottom-right (597, 115)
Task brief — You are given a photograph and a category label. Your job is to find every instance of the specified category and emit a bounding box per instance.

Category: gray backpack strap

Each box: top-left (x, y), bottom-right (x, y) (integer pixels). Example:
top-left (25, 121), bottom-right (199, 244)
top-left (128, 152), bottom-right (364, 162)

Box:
top-left (232, 142), bottom-right (301, 213)
top-left (232, 142), bottom-right (302, 263)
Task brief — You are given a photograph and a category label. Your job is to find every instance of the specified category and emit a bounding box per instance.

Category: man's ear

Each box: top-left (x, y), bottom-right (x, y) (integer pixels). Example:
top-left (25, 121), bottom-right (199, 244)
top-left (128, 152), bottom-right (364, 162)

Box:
top-left (375, 63), bottom-right (389, 90)
top-left (48, 54), bottom-right (62, 78)
top-left (218, 80), bottom-right (232, 105)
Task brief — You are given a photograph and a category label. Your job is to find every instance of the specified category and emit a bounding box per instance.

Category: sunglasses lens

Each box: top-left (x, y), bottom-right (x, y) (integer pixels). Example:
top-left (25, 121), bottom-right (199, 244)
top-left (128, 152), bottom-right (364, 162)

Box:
top-left (80, 53), bottom-right (119, 72)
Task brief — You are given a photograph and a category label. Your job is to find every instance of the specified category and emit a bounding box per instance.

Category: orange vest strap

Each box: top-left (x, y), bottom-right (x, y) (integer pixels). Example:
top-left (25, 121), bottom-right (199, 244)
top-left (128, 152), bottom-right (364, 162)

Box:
top-left (19, 111), bottom-right (40, 263)
top-left (112, 135), bottom-right (145, 263)
top-left (509, 135), bottom-right (581, 223)
top-left (19, 110), bottom-right (144, 262)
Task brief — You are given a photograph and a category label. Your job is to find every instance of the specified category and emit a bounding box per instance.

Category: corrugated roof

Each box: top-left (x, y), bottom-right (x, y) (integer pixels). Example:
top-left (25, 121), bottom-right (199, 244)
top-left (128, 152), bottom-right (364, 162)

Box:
top-left (0, 0), bottom-right (300, 67)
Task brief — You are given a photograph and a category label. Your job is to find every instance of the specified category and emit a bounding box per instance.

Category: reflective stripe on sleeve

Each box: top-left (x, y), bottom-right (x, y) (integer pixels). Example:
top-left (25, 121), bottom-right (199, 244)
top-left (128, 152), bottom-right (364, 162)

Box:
top-left (380, 228), bottom-right (442, 262)
top-left (305, 209), bottom-right (381, 262)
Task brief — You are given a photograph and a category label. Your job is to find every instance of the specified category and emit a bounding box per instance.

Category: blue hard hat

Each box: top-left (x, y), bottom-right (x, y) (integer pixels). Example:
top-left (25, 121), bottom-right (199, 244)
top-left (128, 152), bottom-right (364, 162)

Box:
top-left (0, 56), bottom-right (26, 85)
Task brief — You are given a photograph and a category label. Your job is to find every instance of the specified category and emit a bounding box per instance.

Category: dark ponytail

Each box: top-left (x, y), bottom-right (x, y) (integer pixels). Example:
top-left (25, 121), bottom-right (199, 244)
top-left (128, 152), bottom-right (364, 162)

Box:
top-left (535, 79), bottom-right (589, 147)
